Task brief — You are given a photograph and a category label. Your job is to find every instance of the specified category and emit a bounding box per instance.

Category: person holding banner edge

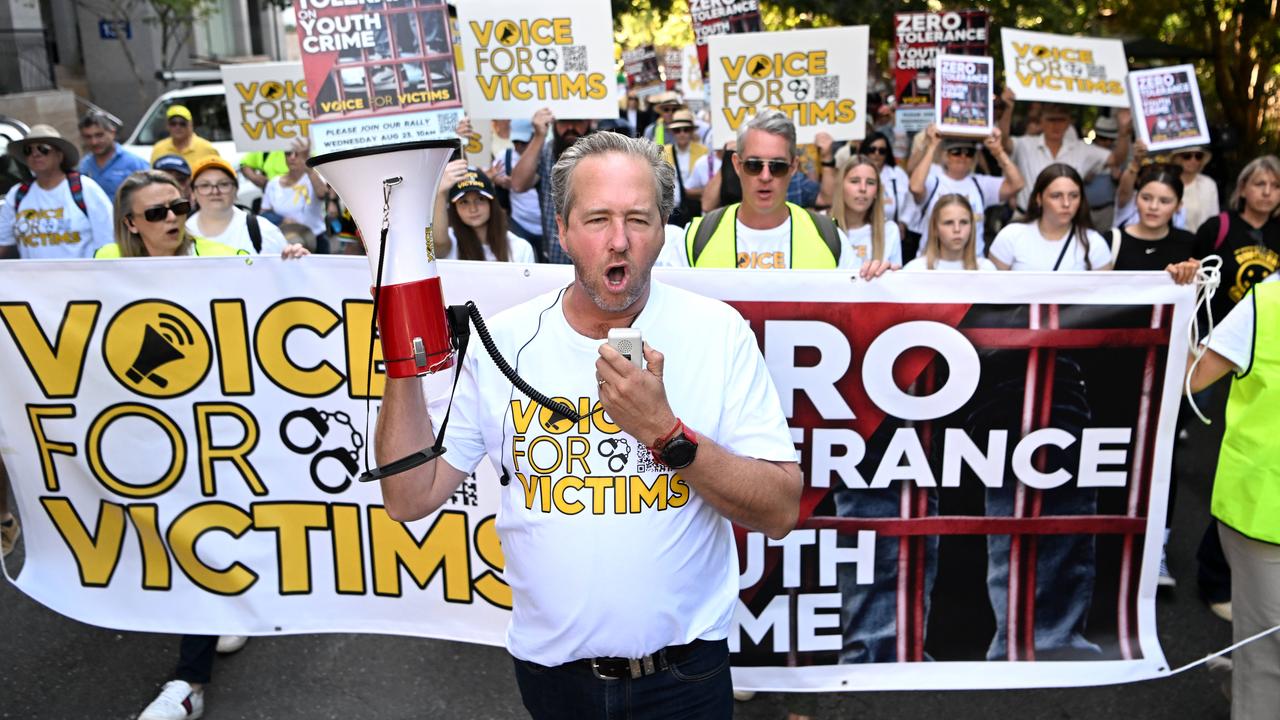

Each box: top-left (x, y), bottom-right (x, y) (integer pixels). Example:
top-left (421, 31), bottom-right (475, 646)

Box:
top-left (375, 131), bottom-right (801, 718)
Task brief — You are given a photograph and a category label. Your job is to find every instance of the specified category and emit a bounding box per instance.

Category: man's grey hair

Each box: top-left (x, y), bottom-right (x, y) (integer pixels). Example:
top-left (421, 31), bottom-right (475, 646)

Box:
top-left (551, 131), bottom-right (675, 223)
top-left (736, 108), bottom-right (797, 160)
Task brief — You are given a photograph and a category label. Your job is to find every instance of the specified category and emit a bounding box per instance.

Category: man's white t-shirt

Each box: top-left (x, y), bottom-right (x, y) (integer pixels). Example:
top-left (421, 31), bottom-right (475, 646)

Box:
top-left (503, 148), bottom-right (542, 236)
top-left (186, 207), bottom-right (288, 255)
top-left (686, 153), bottom-right (720, 191)
top-left (444, 227), bottom-right (537, 263)
top-left (903, 256), bottom-right (998, 271)
top-left (908, 166), bottom-right (1004, 256)
top-left (840, 222), bottom-right (903, 266)
top-left (665, 216), bottom-right (858, 270)
top-left (1206, 275), bottom-right (1279, 373)
top-left (989, 222), bottom-right (1113, 271)
top-left (880, 165), bottom-right (910, 226)
top-left (262, 175), bottom-right (326, 236)
top-left (0, 176), bottom-right (114, 258)
top-left (1010, 134), bottom-right (1111, 212)
top-left (435, 280), bottom-right (797, 666)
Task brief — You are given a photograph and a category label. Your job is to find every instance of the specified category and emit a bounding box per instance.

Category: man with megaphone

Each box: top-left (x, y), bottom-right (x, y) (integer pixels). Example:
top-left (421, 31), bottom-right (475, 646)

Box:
top-left (374, 131), bottom-right (801, 718)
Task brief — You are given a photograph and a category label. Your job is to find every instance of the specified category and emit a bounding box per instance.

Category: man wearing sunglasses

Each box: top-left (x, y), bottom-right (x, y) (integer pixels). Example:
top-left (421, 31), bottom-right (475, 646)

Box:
top-left (678, 109), bottom-right (858, 271)
top-left (149, 105), bottom-right (221, 167)
top-left (661, 108), bottom-right (708, 228)
top-left (0, 123), bottom-right (114, 260)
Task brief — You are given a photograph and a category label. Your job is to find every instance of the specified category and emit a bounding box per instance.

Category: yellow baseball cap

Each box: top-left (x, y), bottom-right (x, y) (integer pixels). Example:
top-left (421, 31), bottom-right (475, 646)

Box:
top-left (190, 156), bottom-right (238, 185)
top-left (166, 105), bottom-right (193, 122)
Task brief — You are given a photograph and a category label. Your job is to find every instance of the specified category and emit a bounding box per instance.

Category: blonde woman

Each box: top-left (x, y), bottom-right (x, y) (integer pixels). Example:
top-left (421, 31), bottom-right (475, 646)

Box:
top-left (831, 154), bottom-right (903, 266)
top-left (904, 193), bottom-right (996, 271)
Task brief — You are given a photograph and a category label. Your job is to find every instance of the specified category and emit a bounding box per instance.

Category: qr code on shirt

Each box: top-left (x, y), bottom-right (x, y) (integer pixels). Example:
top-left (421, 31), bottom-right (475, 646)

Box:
top-left (563, 45), bottom-right (589, 73)
top-left (815, 76), bottom-right (840, 100)
top-left (449, 476), bottom-right (478, 507)
top-left (635, 445), bottom-right (663, 474)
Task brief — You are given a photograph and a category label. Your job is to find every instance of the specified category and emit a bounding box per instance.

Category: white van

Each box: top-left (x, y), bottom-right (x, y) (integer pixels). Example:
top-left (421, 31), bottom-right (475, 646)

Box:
top-left (123, 84), bottom-right (261, 206)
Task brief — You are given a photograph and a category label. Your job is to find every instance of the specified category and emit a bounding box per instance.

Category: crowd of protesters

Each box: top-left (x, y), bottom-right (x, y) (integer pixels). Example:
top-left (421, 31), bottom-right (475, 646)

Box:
top-left (1, 82), bottom-right (1278, 720)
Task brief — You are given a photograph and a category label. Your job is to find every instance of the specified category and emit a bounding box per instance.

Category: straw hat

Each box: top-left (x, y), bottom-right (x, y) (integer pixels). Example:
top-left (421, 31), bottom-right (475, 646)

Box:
top-left (8, 124), bottom-right (79, 171)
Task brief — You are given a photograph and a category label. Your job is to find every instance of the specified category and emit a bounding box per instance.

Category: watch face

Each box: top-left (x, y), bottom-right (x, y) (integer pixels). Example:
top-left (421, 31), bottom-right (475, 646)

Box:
top-left (662, 436), bottom-right (697, 469)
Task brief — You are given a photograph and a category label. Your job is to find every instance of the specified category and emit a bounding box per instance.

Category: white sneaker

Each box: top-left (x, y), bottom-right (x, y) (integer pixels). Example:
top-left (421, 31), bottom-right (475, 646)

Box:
top-left (216, 635), bottom-right (248, 654)
top-left (732, 690), bottom-right (756, 701)
top-left (1158, 549), bottom-right (1176, 589)
top-left (1210, 601), bottom-right (1233, 623)
top-left (139, 680), bottom-right (204, 720)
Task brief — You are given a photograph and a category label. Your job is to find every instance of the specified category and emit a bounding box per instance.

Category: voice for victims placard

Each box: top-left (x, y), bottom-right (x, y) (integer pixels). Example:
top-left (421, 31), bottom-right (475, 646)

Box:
top-left (1001, 29), bottom-right (1129, 108)
top-left (709, 26), bottom-right (869, 145)
top-left (221, 62), bottom-right (310, 152)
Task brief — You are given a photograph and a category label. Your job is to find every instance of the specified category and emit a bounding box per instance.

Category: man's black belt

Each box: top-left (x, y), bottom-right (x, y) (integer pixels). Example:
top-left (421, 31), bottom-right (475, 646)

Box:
top-left (572, 639), bottom-right (703, 680)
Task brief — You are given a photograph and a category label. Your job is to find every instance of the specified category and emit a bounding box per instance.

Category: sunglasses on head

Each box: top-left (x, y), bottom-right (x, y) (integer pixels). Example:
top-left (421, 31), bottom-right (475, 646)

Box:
top-left (866, 145), bottom-right (889, 155)
top-left (740, 158), bottom-right (792, 176)
top-left (134, 199), bottom-right (192, 222)
top-left (1178, 151), bottom-right (1205, 161)
top-left (947, 147), bottom-right (977, 158)
top-left (21, 144), bottom-right (53, 157)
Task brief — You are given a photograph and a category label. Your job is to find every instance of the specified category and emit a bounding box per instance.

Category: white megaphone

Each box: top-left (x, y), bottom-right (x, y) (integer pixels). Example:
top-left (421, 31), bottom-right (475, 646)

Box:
top-left (309, 139), bottom-right (459, 378)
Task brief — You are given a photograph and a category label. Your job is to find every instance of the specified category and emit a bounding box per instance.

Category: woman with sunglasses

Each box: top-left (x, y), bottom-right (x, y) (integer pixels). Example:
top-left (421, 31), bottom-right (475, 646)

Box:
top-left (1171, 146), bottom-right (1219, 232)
top-left (904, 194), bottom-right (997, 271)
top-left (830, 154), bottom-right (902, 266)
top-left (0, 124), bottom-right (114, 259)
top-left (185, 157), bottom-right (306, 257)
top-left (94, 170), bottom-right (244, 258)
top-left (907, 123), bottom-right (1022, 260)
top-left (260, 139), bottom-right (330, 253)
top-left (859, 132), bottom-right (909, 228)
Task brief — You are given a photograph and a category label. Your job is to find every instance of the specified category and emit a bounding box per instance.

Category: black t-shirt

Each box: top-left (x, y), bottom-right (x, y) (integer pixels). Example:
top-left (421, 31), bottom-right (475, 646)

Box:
top-left (1193, 211), bottom-right (1280, 321)
top-left (1111, 226), bottom-right (1196, 272)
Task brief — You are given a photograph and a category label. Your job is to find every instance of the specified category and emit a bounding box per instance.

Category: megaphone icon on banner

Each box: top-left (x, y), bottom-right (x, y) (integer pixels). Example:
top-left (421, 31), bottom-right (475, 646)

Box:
top-left (126, 322), bottom-right (188, 388)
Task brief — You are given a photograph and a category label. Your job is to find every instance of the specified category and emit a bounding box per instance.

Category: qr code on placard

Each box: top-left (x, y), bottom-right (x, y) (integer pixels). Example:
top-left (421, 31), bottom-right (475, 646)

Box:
top-left (1086, 64), bottom-right (1107, 80)
top-left (815, 76), bottom-right (840, 100)
top-left (563, 45), bottom-right (589, 73)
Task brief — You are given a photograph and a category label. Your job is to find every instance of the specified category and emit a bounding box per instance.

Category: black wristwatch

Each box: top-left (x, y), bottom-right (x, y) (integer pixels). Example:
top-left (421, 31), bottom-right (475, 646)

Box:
top-left (649, 419), bottom-right (698, 470)
top-left (821, 159), bottom-right (836, 168)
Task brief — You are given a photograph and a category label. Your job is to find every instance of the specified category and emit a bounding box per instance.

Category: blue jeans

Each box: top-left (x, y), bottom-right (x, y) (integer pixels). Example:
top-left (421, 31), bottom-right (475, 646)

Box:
top-left (511, 639), bottom-right (732, 720)
top-left (835, 486), bottom-right (937, 663)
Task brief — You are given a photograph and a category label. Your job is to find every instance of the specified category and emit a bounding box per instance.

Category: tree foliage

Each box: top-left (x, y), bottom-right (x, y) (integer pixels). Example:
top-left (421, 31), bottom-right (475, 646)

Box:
top-left (615, 0), bottom-right (1279, 160)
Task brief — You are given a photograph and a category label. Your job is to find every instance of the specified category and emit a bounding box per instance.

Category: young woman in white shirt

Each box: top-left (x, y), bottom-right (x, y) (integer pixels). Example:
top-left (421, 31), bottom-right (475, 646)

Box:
top-left (904, 194), bottom-right (997, 271)
top-left (261, 140), bottom-right (329, 249)
top-left (433, 159), bottom-right (536, 263)
top-left (989, 163), bottom-right (1113, 272)
top-left (186, 157), bottom-right (295, 255)
top-left (830, 154), bottom-right (903, 266)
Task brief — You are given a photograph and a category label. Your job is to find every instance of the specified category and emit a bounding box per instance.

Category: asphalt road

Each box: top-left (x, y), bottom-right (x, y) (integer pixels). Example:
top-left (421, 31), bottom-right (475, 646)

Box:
top-left (0, 416), bottom-right (1236, 719)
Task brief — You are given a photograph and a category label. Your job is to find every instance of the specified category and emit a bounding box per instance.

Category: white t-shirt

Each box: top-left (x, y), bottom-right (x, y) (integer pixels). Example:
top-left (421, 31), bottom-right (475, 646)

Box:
top-left (879, 165), bottom-right (910, 225)
top-left (1206, 274), bottom-right (1279, 373)
top-left (664, 215), bottom-right (858, 270)
top-left (686, 153), bottom-right (720, 191)
top-left (903, 256), bottom-right (998, 271)
top-left (672, 146), bottom-right (693, 206)
top-left (503, 148), bottom-right (542, 236)
top-left (436, 280), bottom-right (796, 665)
top-left (186, 207), bottom-right (288, 255)
top-left (909, 166), bottom-right (1004, 256)
top-left (840, 222), bottom-right (903, 266)
top-left (0, 176), bottom-right (114, 258)
top-left (262, 174), bottom-right (326, 236)
top-left (989, 222), bottom-right (1113, 271)
top-left (1010, 134), bottom-right (1112, 212)
top-left (444, 227), bottom-right (537, 263)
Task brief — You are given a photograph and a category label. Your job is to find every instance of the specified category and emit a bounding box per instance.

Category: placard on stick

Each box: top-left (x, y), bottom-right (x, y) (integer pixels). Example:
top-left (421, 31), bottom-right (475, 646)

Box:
top-left (935, 54), bottom-right (993, 137)
top-left (1127, 65), bottom-right (1209, 153)
top-left (221, 62), bottom-right (311, 152)
top-left (709, 26), bottom-right (869, 145)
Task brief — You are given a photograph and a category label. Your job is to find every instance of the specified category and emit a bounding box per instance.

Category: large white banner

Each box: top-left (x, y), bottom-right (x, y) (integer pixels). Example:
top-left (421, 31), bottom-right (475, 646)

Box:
top-left (1001, 29), bottom-right (1129, 108)
top-left (0, 258), bottom-right (1193, 691)
top-left (709, 26), bottom-right (869, 145)
top-left (454, 1), bottom-right (618, 120)
top-left (221, 62), bottom-right (311, 152)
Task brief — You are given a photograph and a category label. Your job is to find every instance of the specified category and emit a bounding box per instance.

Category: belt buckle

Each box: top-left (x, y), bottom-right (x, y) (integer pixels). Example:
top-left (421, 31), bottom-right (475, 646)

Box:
top-left (590, 658), bottom-right (618, 681)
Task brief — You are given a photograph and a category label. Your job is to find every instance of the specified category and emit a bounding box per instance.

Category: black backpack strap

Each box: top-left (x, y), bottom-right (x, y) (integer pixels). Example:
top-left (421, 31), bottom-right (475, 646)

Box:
top-left (247, 212), bottom-right (263, 253)
top-left (805, 208), bottom-right (842, 263)
top-left (689, 205), bottom-right (730, 265)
